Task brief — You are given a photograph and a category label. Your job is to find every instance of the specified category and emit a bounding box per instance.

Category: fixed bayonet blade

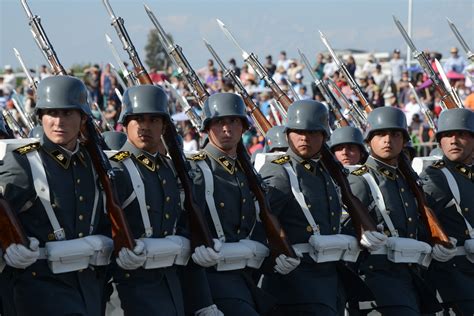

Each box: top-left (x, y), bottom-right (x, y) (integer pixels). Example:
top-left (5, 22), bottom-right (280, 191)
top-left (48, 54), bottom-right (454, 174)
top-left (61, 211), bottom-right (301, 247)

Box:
top-left (20, 0), bottom-right (34, 19)
top-left (13, 48), bottom-right (36, 88)
top-left (392, 16), bottom-right (417, 52)
top-left (319, 30), bottom-right (344, 68)
top-left (109, 63), bottom-right (128, 90)
top-left (102, 0), bottom-right (117, 20)
top-left (105, 33), bottom-right (128, 74)
top-left (144, 4), bottom-right (174, 50)
top-left (216, 18), bottom-right (250, 59)
top-left (447, 18), bottom-right (473, 58)
top-left (298, 49), bottom-right (318, 81)
top-left (434, 59), bottom-right (452, 92)
top-left (203, 38), bottom-right (228, 72)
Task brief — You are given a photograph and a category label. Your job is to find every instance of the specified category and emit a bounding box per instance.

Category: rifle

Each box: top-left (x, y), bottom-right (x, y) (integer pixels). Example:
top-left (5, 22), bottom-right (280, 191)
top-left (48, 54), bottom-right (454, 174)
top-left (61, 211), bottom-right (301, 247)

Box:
top-left (219, 21), bottom-right (377, 240)
top-left (393, 16), bottom-right (461, 110)
top-left (319, 31), bottom-right (373, 114)
top-left (105, 34), bottom-right (138, 87)
top-left (0, 198), bottom-right (29, 251)
top-left (22, 0), bottom-right (135, 253)
top-left (434, 59), bottom-right (464, 108)
top-left (2, 110), bottom-right (26, 138)
top-left (13, 47), bottom-right (38, 92)
top-left (408, 83), bottom-right (437, 132)
top-left (164, 80), bottom-right (202, 132)
top-left (105, 0), bottom-right (213, 249)
top-left (447, 18), bottom-right (474, 63)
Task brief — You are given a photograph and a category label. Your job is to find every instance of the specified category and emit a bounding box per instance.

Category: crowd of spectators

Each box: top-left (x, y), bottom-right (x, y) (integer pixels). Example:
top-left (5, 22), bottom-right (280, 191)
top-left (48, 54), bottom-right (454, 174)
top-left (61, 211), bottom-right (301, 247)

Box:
top-left (1, 46), bottom-right (473, 156)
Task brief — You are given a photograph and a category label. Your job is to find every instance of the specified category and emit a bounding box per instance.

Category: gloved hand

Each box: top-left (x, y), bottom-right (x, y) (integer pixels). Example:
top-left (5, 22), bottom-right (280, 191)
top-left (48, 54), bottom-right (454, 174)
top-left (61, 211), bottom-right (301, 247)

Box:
top-left (194, 304), bottom-right (224, 316)
top-left (4, 237), bottom-right (40, 269)
top-left (361, 231), bottom-right (388, 251)
top-left (192, 239), bottom-right (221, 268)
top-left (116, 239), bottom-right (146, 270)
top-left (432, 237), bottom-right (457, 262)
top-left (273, 250), bottom-right (301, 275)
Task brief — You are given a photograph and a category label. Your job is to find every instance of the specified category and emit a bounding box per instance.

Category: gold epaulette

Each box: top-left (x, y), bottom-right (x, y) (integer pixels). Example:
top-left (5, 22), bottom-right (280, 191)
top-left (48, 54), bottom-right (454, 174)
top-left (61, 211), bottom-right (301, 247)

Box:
top-left (109, 151), bottom-right (131, 162)
top-left (351, 165), bottom-right (369, 176)
top-left (13, 142), bottom-right (40, 155)
top-left (188, 152), bottom-right (207, 161)
top-left (431, 160), bottom-right (446, 169)
top-left (271, 155), bottom-right (290, 165)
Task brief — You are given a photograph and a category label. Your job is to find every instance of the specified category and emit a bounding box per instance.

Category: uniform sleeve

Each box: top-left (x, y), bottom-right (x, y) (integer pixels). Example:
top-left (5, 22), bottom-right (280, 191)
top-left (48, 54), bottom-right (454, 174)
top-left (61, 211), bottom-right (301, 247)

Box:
top-left (258, 162), bottom-right (291, 217)
top-left (421, 167), bottom-right (452, 216)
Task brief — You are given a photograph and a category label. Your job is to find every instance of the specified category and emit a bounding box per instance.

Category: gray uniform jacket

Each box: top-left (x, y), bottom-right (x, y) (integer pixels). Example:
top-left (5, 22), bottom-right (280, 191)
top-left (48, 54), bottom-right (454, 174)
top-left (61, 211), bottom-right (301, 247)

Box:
top-left (0, 135), bottom-right (109, 316)
top-left (421, 156), bottom-right (474, 303)
top-left (259, 148), bottom-right (343, 310)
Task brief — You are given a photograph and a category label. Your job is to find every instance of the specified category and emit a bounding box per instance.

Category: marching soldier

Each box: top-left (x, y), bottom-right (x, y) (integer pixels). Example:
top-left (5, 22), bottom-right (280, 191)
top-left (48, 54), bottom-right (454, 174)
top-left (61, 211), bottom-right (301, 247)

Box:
top-left (0, 76), bottom-right (111, 316)
top-left (102, 131), bottom-right (127, 151)
top-left (187, 93), bottom-right (297, 316)
top-left (329, 126), bottom-right (367, 166)
top-left (264, 125), bottom-right (288, 153)
top-left (259, 100), bottom-right (384, 315)
top-left (348, 107), bottom-right (448, 315)
top-left (421, 108), bottom-right (474, 315)
top-left (107, 85), bottom-right (220, 316)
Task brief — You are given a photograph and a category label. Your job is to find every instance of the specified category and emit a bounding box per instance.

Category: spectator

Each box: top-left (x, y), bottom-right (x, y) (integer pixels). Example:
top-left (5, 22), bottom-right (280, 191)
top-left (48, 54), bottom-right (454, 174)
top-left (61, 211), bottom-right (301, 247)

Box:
top-left (345, 55), bottom-right (357, 78)
top-left (287, 60), bottom-right (304, 83)
top-left (39, 64), bottom-right (52, 80)
top-left (323, 56), bottom-right (338, 78)
top-left (0, 89), bottom-right (6, 108)
top-left (239, 64), bottom-right (256, 86)
top-left (444, 47), bottom-right (467, 74)
top-left (3, 65), bottom-right (16, 95)
top-left (403, 94), bottom-right (422, 126)
top-left (197, 59), bottom-right (215, 81)
top-left (389, 49), bottom-right (406, 83)
top-left (362, 54), bottom-right (377, 75)
top-left (264, 55), bottom-right (276, 77)
top-left (372, 64), bottom-right (388, 92)
top-left (23, 88), bottom-right (36, 116)
top-left (100, 64), bottom-right (116, 108)
top-left (228, 58), bottom-right (241, 77)
top-left (313, 53), bottom-right (326, 80)
top-left (298, 86), bottom-right (311, 100)
top-left (183, 130), bottom-right (198, 152)
top-left (276, 51), bottom-right (290, 70)
top-left (272, 65), bottom-right (287, 85)
top-left (83, 66), bottom-right (101, 105)
top-left (248, 134), bottom-right (264, 154)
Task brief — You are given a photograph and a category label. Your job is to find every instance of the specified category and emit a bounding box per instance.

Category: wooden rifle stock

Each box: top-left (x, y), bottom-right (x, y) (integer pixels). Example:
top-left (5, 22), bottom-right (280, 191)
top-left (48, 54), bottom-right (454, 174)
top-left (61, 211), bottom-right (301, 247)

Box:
top-left (434, 85), bottom-right (459, 110)
top-left (0, 198), bottom-right (29, 251)
top-left (242, 97), bottom-right (273, 134)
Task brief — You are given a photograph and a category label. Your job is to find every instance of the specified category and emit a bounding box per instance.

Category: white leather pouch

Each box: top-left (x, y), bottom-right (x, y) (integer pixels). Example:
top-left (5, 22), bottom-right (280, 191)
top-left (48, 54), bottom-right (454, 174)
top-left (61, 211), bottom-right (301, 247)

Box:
top-left (338, 234), bottom-right (361, 263)
top-left (83, 235), bottom-right (114, 266)
top-left (386, 237), bottom-right (432, 267)
top-left (215, 242), bottom-right (253, 271)
top-left (239, 239), bottom-right (270, 269)
top-left (165, 235), bottom-right (191, 266)
top-left (45, 238), bottom-right (94, 274)
top-left (308, 234), bottom-right (349, 263)
top-left (463, 239), bottom-right (474, 263)
top-left (140, 237), bottom-right (182, 270)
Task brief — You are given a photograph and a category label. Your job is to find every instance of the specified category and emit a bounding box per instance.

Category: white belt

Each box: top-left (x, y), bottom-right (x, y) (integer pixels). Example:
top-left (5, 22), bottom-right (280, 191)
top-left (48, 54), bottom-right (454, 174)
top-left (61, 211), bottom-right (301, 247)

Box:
top-left (456, 246), bottom-right (466, 256)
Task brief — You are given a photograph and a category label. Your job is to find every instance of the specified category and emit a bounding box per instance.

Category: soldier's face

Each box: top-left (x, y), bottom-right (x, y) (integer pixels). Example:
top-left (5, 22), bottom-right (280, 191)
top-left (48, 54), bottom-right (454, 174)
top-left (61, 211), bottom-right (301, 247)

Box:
top-left (333, 144), bottom-right (362, 165)
top-left (125, 114), bottom-right (164, 154)
top-left (369, 130), bottom-right (405, 165)
top-left (208, 117), bottom-right (244, 154)
top-left (41, 109), bottom-right (85, 151)
top-left (287, 130), bottom-right (324, 159)
top-left (440, 131), bottom-right (474, 164)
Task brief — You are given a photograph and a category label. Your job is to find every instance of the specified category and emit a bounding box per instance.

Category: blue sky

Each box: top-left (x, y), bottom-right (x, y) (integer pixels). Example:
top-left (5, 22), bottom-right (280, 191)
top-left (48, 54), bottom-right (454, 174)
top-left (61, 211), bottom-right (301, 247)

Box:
top-left (1, 0), bottom-right (472, 70)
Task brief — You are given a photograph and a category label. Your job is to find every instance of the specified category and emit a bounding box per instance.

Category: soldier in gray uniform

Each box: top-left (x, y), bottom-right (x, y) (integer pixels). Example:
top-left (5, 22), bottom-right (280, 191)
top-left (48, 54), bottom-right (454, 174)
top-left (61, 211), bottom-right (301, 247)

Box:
top-left (259, 100), bottom-right (385, 315)
top-left (348, 107), bottom-right (449, 315)
top-left (0, 76), bottom-right (111, 316)
top-left (108, 85), bottom-right (220, 316)
top-left (329, 126), bottom-right (367, 166)
top-left (264, 125), bottom-right (288, 153)
top-left (187, 93), bottom-right (298, 316)
top-left (102, 131), bottom-right (127, 151)
top-left (421, 108), bottom-right (474, 315)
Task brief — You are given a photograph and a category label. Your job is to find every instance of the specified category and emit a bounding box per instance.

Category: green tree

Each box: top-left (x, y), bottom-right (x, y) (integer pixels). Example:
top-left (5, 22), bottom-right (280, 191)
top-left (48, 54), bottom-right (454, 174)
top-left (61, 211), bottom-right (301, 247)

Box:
top-left (145, 29), bottom-right (173, 71)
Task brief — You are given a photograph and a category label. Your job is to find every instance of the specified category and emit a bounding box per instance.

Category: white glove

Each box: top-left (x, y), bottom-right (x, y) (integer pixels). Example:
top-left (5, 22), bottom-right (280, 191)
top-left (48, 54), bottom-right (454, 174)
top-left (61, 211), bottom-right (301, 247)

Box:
top-left (116, 239), bottom-right (146, 270)
top-left (4, 237), bottom-right (40, 269)
top-left (432, 238), bottom-right (457, 262)
top-left (194, 304), bottom-right (224, 316)
top-left (274, 253), bottom-right (300, 275)
top-left (361, 231), bottom-right (388, 251)
top-left (192, 239), bottom-right (221, 268)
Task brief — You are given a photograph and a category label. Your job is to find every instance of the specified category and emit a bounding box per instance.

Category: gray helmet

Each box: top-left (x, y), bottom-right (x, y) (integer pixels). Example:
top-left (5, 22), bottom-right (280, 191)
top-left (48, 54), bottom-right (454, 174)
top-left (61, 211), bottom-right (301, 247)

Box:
top-left (28, 125), bottom-right (44, 139)
top-left (36, 76), bottom-right (92, 116)
top-left (119, 85), bottom-right (170, 124)
top-left (429, 147), bottom-right (443, 157)
top-left (329, 126), bottom-right (365, 149)
top-left (285, 100), bottom-right (329, 136)
top-left (201, 93), bottom-right (248, 131)
top-left (102, 131), bottom-right (127, 150)
top-left (436, 108), bottom-right (474, 141)
top-left (264, 126), bottom-right (288, 152)
top-left (364, 107), bottom-right (409, 141)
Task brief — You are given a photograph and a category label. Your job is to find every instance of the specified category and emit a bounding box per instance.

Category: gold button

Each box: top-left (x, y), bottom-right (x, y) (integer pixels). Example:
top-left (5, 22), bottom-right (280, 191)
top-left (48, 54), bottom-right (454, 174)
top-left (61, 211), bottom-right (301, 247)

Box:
top-left (326, 182), bottom-right (330, 185)
top-left (237, 229), bottom-right (241, 234)
top-left (78, 232), bottom-right (84, 237)
top-left (76, 179), bottom-right (81, 184)
top-left (125, 273), bottom-right (130, 278)
top-left (240, 182), bottom-right (244, 187)
top-left (165, 213), bottom-right (170, 219)
top-left (73, 161), bottom-right (77, 166)
top-left (242, 198), bottom-right (246, 203)
top-left (466, 229), bottom-right (470, 235)
top-left (404, 202), bottom-right (408, 207)
top-left (162, 179), bottom-right (166, 185)
top-left (163, 231), bottom-right (168, 236)
top-left (234, 167), bottom-right (238, 171)
top-left (329, 196), bottom-right (333, 201)
top-left (147, 205), bottom-right (151, 210)
top-left (408, 217), bottom-right (412, 222)
top-left (32, 271), bottom-right (37, 276)
top-left (408, 263), bottom-right (412, 267)
top-left (79, 196), bottom-right (84, 202)
top-left (308, 204), bottom-right (311, 208)
top-left (166, 196), bottom-right (171, 202)
top-left (78, 214), bottom-right (84, 221)
top-left (453, 263), bottom-right (457, 267)
top-left (241, 215), bottom-right (245, 220)
top-left (331, 212), bottom-right (335, 216)
top-left (319, 168), bottom-right (323, 172)
top-left (464, 208), bottom-right (469, 212)
top-left (369, 265), bottom-right (373, 270)
top-left (219, 202), bottom-right (225, 208)
top-left (400, 188), bottom-right (405, 192)
top-left (409, 233), bottom-right (414, 238)
top-left (332, 227), bottom-right (337, 231)
top-left (51, 203), bottom-right (56, 208)
top-left (396, 175), bottom-right (399, 178)
top-left (306, 225), bottom-right (312, 232)
top-left (78, 269), bottom-right (83, 273)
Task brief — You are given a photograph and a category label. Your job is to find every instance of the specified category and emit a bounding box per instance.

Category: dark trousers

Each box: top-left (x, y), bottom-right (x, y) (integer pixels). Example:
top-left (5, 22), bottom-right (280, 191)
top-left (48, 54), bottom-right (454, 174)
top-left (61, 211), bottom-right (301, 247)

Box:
top-left (214, 297), bottom-right (259, 316)
top-left (274, 303), bottom-right (337, 316)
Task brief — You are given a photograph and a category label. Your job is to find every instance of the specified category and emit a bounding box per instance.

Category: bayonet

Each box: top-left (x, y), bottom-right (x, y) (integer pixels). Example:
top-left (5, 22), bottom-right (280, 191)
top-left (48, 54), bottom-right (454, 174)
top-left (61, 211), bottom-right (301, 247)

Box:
top-left (105, 33), bottom-right (137, 86)
top-left (447, 18), bottom-right (474, 62)
top-left (164, 80), bottom-right (202, 131)
top-left (13, 48), bottom-right (38, 91)
top-left (408, 83), bottom-right (437, 131)
top-left (434, 59), bottom-right (463, 108)
top-left (108, 63), bottom-right (128, 91)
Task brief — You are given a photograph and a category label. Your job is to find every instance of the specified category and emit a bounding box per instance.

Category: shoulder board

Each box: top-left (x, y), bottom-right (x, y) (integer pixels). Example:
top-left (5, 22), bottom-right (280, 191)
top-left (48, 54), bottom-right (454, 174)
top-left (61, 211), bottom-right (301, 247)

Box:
top-left (350, 165), bottom-right (369, 176)
top-left (13, 142), bottom-right (40, 155)
top-left (109, 151), bottom-right (131, 162)
top-left (271, 155), bottom-right (290, 165)
top-left (431, 160), bottom-right (446, 169)
top-left (187, 152), bottom-right (207, 161)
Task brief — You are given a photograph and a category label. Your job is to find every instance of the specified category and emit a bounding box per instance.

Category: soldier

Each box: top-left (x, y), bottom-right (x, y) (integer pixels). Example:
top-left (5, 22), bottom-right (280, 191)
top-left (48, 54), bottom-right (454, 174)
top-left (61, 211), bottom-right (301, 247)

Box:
top-left (348, 107), bottom-right (450, 315)
top-left (264, 125), bottom-right (288, 153)
top-left (329, 126), bottom-right (367, 166)
top-left (102, 130), bottom-right (127, 150)
top-left (421, 108), bottom-right (474, 314)
top-left (187, 93), bottom-right (298, 316)
top-left (0, 76), bottom-right (112, 316)
top-left (259, 100), bottom-right (385, 315)
top-left (107, 85), bottom-right (220, 316)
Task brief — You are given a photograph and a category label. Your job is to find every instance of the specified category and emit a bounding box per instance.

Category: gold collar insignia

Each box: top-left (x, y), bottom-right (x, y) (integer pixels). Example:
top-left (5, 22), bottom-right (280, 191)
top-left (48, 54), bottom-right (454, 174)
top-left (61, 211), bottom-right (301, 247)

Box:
top-left (136, 154), bottom-right (156, 172)
top-left (378, 167), bottom-right (396, 180)
top-left (48, 150), bottom-right (70, 169)
top-left (217, 156), bottom-right (235, 174)
top-left (455, 164), bottom-right (472, 179)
